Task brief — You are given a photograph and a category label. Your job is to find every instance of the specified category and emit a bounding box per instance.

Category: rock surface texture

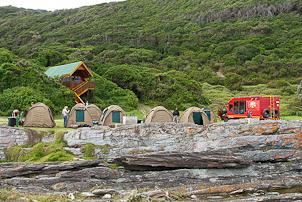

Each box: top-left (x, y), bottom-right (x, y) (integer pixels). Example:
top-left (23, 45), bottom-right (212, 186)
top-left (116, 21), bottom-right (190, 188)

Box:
top-left (0, 120), bottom-right (301, 201)
top-left (0, 126), bottom-right (54, 160)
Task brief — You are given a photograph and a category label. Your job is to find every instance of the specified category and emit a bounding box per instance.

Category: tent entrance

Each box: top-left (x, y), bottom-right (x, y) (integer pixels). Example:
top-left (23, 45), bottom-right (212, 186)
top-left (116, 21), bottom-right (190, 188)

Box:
top-left (112, 111), bottom-right (121, 123)
top-left (204, 109), bottom-right (211, 121)
top-left (193, 112), bottom-right (203, 125)
top-left (76, 109), bottom-right (85, 122)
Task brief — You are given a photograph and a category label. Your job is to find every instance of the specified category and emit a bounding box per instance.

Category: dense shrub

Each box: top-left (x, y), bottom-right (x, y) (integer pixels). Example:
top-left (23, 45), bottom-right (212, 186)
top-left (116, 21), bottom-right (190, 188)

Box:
top-left (92, 74), bottom-right (139, 111)
top-left (0, 61), bottom-right (74, 115)
top-left (104, 65), bottom-right (210, 110)
top-left (224, 73), bottom-right (243, 91)
top-left (0, 87), bottom-right (53, 115)
top-left (0, 48), bottom-right (14, 63)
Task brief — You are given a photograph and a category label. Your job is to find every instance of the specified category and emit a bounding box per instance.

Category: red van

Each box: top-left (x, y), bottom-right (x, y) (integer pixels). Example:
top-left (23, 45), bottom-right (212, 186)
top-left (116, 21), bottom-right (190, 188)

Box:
top-left (219, 96), bottom-right (280, 121)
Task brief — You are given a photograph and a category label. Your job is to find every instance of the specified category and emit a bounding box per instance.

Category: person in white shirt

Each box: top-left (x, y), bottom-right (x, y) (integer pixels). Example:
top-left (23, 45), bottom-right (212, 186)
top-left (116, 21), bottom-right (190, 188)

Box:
top-left (12, 109), bottom-right (20, 117)
top-left (62, 106), bottom-right (70, 128)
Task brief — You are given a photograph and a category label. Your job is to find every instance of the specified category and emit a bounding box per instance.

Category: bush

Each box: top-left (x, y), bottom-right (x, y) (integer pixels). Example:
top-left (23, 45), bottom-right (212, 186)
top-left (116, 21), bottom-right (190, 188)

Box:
top-left (233, 44), bottom-right (260, 63)
top-left (0, 86), bottom-right (53, 115)
top-left (268, 80), bottom-right (295, 95)
top-left (103, 65), bottom-right (210, 110)
top-left (0, 48), bottom-right (14, 64)
top-left (92, 73), bottom-right (139, 111)
top-left (0, 62), bottom-right (74, 115)
top-left (224, 73), bottom-right (243, 91)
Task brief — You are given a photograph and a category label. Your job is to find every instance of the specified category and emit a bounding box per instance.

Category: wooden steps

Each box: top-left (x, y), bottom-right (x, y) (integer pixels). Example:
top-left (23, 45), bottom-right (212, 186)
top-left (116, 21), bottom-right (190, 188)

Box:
top-left (73, 81), bottom-right (96, 104)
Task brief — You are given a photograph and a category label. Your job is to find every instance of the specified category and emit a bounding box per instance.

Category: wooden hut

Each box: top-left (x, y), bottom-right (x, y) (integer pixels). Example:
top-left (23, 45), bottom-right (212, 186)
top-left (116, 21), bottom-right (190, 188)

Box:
top-left (45, 61), bottom-right (95, 104)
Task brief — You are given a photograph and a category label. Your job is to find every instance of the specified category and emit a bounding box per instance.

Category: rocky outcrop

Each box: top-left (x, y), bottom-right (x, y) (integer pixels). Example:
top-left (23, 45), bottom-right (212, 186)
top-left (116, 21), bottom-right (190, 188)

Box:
top-left (0, 160), bottom-right (301, 201)
top-left (64, 120), bottom-right (302, 162)
top-left (0, 126), bottom-right (54, 160)
top-left (0, 120), bottom-right (301, 201)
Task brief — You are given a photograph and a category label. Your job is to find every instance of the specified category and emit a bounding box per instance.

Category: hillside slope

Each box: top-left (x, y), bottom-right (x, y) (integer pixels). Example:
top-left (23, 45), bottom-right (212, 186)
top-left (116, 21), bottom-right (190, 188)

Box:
top-left (0, 0), bottom-right (301, 115)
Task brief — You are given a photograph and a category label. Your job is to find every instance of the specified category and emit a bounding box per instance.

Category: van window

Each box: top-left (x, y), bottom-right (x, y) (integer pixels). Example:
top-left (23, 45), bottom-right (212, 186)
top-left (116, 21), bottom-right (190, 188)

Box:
top-left (229, 104), bottom-right (233, 112)
top-left (234, 101), bottom-right (246, 114)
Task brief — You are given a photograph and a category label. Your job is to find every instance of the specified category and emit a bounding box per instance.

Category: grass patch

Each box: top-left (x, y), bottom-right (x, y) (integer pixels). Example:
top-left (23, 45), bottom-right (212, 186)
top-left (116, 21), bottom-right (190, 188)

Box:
top-left (81, 144), bottom-right (111, 160)
top-left (4, 145), bottom-right (28, 162)
top-left (107, 163), bottom-right (120, 170)
top-left (0, 189), bottom-right (68, 201)
top-left (4, 141), bottom-right (74, 162)
top-left (82, 143), bottom-right (97, 159)
top-left (99, 144), bottom-right (111, 155)
top-left (0, 117), bottom-right (74, 133)
top-left (282, 116), bottom-right (302, 121)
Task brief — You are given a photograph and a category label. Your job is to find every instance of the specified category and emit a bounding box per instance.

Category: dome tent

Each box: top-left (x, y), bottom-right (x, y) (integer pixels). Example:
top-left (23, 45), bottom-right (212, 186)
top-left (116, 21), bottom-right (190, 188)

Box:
top-left (180, 107), bottom-right (209, 125)
top-left (202, 108), bottom-right (215, 123)
top-left (100, 105), bottom-right (125, 126)
top-left (86, 104), bottom-right (102, 124)
top-left (67, 103), bottom-right (93, 128)
top-left (145, 106), bottom-right (173, 123)
top-left (24, 103), bottom-right (55, 128)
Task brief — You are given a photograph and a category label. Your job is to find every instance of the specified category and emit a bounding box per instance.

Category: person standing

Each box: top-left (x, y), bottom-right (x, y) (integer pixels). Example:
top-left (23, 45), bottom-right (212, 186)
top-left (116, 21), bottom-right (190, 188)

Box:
top-left (62, 106), bottom-right (70, 128)
top-left (172, 108), bottom-right (180, 123)
top-left (12, 109), bottom-right (19, 117)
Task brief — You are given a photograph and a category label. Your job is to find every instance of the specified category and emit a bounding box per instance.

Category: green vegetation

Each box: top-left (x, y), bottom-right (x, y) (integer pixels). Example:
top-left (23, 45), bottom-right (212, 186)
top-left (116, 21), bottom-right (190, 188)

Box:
top-left (0, 50), bottom-right (74, 115)
top-left (0, 189), bottom-right (68, 202)
top-left (82, 143), bottom-right (96, 159)
top-left (0, 116), bottom-right (73, 133)
top-left (103, 65), bottom-right (209, 110)
top-left (91, 73), bottom-right (138, 111)
top-left (81, 143), bottom-right (111, 160)
top-left (0, 0), bottom-right (301, 117)
top-left (4, 133), bottom-right (75, 162)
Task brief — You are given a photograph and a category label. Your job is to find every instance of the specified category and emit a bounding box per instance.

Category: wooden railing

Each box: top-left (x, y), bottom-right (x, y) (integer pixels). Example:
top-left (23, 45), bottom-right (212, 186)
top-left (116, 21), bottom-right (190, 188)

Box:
top-left (72, 81), bottom-right (96, 104)
top-left (73, 81), bottom-right (96, 96)
top-left (62, 80), bottom-right (82, 89)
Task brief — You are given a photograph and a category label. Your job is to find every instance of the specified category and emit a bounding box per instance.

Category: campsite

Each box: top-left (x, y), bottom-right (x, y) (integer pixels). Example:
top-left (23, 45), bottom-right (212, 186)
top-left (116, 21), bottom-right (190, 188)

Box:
top-left (0, 0), bottom-right (302, 201)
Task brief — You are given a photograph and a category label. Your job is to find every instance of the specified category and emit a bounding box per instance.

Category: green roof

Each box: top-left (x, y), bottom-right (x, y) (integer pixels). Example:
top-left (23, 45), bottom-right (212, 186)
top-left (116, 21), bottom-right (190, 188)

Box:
top-left (45, 61), bottom-right (82, 78)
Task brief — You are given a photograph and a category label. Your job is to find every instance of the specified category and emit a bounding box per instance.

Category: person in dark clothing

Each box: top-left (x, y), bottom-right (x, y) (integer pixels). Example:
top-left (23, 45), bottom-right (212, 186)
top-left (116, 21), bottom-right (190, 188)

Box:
top-left (247, 111), bottom-right (253, 118)
top-left (173, 108), bottom-right (180, 123)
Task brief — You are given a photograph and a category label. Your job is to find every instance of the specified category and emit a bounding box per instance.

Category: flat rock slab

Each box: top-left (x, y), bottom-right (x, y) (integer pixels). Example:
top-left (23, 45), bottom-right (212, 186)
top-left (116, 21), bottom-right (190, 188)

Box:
top-left (113, 151), bottom-right (251, 171)
top-left (0, 160), bottom-right (100, 179)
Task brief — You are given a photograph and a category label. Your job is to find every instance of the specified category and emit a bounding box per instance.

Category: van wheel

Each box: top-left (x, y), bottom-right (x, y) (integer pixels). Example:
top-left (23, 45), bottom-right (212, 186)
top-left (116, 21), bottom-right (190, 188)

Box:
top-left (263, 109), bottom-right (270, 119)
top-left (223, 116), bottom-right (229, 122)
top-left (274, 109), bottom-right (280, 118)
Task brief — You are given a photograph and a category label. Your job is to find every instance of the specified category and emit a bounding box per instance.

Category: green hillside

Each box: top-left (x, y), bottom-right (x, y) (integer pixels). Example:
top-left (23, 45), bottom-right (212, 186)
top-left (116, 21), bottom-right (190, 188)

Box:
top-left (0, 0), bottom-right (301, 116)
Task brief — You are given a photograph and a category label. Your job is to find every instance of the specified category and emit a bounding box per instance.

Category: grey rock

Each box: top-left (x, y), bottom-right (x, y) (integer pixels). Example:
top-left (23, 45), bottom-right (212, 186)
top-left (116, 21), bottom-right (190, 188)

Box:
top-left (81, 192), bottom-right (95, 197)
top-left (113, 151), bottom-right (250, 171)
top-left (102, 194), bottom-right (112, 199)
top-left (92, 189), bottom-right (118, 196)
